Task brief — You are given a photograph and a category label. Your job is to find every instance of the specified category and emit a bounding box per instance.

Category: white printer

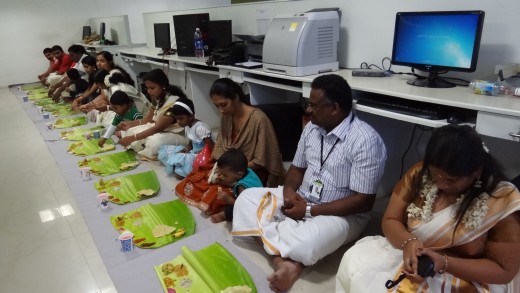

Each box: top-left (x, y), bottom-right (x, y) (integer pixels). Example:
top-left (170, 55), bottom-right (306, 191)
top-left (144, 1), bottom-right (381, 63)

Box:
top-left (262, 10), bottom-right (339, 76)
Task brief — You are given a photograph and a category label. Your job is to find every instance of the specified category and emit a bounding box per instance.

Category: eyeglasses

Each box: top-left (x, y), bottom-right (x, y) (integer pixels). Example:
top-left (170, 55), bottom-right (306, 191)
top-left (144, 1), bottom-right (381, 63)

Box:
top-left (307, 102), bottom-right (333, 111)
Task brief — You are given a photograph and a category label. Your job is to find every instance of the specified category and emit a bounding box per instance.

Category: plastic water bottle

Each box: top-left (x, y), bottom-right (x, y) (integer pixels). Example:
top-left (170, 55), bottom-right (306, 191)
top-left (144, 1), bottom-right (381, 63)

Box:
top-left (194, 28), bottom-right (204, 58)
top-left (499, 82), bottom-right (520, 97)
top-left (468, 80), bottom-right (500, 96)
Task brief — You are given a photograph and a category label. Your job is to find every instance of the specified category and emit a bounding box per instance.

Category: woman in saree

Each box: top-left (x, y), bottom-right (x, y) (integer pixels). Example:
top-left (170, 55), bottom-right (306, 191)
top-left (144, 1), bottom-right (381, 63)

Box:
top-left (175, 78), bottom-right (285, 215)
top-left (117, 69), bottom-right (188, 160)
top-left (336, 124), bottom-right (520, 293)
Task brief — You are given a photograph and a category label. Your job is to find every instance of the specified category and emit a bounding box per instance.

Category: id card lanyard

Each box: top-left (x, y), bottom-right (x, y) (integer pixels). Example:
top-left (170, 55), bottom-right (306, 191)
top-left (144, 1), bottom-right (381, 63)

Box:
top-left (310, 135), bottom-right (340, 200)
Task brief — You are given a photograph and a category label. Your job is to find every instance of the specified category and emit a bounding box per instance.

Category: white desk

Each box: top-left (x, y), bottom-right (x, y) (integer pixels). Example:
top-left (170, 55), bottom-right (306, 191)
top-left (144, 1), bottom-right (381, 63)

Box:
top-left (118, 47), bottom-right (520, 142)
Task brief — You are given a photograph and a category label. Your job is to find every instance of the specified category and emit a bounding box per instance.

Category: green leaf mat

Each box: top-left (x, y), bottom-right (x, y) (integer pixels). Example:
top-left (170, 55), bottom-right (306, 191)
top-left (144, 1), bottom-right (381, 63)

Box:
top-left (67, 139), bottom-right (115, 156)
top-left (53, 116), bottom-right (87, 129)
top-left (110, 200), bottom-right (196, 249)
top-left (60, 126), bottom-right (104, 141)
top-left (94, 170), bottom-right (160, 204)
top-left (22, 84), bottom-right (46, 91)
top-left (34, 98), bottom-right (55, 106)
top-left (78, 150), bottom-right (139, 177)
top-left (41, 103), bottom-right (81, 117)
top-left (154, 242), bottom-right (257, 293)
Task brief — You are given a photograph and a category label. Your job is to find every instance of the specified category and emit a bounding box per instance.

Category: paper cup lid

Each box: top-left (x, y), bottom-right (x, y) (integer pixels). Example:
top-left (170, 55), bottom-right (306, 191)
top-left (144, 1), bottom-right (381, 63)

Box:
top-left (119, 231), bottom-right (134, 240)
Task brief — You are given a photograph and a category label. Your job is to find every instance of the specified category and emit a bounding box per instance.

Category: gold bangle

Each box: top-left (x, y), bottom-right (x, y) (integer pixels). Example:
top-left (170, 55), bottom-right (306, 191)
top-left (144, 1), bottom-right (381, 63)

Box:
top-left (438, 254), bottom-right (448, 274)
top-left (401, 237), bottom-right (419, 249)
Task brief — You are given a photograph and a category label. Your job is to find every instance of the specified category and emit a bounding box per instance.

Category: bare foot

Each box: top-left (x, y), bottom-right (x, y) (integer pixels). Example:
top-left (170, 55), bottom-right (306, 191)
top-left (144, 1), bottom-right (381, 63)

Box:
top-left (267, 256), bottom-right (303, 292)
top-left (210, 211), bottom-right (226, 223)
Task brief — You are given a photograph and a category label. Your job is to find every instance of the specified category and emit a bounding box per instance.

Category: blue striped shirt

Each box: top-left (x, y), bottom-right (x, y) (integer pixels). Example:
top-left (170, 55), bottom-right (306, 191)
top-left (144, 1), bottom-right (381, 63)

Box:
top-left (293, 113), bottom-right (387, 203)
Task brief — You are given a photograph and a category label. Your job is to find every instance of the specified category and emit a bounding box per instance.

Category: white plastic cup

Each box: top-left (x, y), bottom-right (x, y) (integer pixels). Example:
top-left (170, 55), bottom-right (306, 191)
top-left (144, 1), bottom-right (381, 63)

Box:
top-left (80, 167), bottom-right (91, 181)
top-left (42, 113), bottom-right (50, 119)
top-left (17, 86), bottom-right (21, 91)
top-left (46, 122), bottom-right (53, 129)
top-left (97, 192), bottom-right (110, 209)
top-left (119, 231), bottom-right (134, 252)
top-left (37, 106), bottom-right (44, 113)
top-left (92, 130), bottom-right (101, 139)
top-left (22, 96), bottom-right (28, 102)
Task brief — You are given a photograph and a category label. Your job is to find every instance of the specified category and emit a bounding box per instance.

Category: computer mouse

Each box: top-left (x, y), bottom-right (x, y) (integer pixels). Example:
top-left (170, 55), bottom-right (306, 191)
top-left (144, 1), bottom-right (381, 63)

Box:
top-left (447, 114), bottom-right (466, 124)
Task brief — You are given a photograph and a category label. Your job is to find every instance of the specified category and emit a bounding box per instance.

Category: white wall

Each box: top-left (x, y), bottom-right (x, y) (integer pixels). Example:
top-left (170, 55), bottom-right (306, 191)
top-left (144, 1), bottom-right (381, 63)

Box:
top-left (0, 0), bottom-right (224, 87)
top-left (1, 0), bottom-right (519, 86)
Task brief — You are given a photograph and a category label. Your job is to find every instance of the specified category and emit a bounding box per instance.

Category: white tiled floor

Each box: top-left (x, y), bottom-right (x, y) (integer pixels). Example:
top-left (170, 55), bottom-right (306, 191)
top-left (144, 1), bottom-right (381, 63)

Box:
top-left (0, 87), bottom-right (116, 293)
top-left (0, 86), bottom-right (389, 293)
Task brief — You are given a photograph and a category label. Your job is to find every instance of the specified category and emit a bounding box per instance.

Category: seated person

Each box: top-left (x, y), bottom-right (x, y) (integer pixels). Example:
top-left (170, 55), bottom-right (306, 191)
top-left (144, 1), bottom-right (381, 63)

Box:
top-left (49, 45), bottom-right (89, 101)
top-left (38, 48), bottom-right (56, 85)
top-left (98, 90), bottom-right (143, 147)
top-left (62, 68), bottom-right (89, 102)
top-left (45, 45), bottom-right (73, 87)
top-left (175, 78), bottom-right (285, 216)
top-left (117, 69), bottom-right (188, 160)
top-left (336, 124), bottom-right (520, 293)
top-left (231, 74), bottom-right (387, 292)
top-left (158, 97), bottom-right (214, 179)
top-left (75, 55), bottom-right (98, 105)
top-left (76, 51), bottom-right (135, 113)
top-left (210, 148), bottom-right (263, 223)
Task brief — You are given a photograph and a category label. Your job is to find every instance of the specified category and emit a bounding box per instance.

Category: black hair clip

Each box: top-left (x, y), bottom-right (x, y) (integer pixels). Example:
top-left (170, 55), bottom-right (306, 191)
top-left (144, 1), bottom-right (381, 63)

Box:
top-left (385, 255), bottom-right (436, 289)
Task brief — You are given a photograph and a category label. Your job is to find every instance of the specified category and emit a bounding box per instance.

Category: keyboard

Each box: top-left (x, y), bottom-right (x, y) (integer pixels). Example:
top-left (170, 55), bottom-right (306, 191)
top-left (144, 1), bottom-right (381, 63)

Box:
top-left (355, 94), bottom-right (449, 120)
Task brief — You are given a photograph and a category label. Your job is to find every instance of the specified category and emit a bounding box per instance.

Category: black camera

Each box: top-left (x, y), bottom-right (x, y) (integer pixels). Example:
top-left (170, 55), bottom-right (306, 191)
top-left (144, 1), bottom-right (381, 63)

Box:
top-left (385, 255), bottom-right (436, 289)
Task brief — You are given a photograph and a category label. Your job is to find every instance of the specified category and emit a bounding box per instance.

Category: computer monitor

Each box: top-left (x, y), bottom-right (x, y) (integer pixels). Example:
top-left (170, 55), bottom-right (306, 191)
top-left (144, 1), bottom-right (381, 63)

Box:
top-left (209, 20), bottom-right (232, 52)
top-left (391, 10), bottom-right (485, 88)
top-left (173, 13), bottom-right (210, 57)
top-left (154, 23), bottom-right (174, 55)
top-left (82, 26), bottom-right (91, 40)
top-left (100, 22), bottom-right (106, 40)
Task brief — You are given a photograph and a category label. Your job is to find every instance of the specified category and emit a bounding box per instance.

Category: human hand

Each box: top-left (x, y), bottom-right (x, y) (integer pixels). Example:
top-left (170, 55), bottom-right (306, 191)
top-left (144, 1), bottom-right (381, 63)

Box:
top-left (115, 130), bottom-right (122, 139)
top-left (78, 104), bottom-right (90, 113)
top-left (418, 248), bottom-right (446, 274)
top-left (402, 238), bottom-right (424, 275)
top-left (282, 190), bottom-right (306, 220)
top-left (118, 136), bottom-right (134, 147)
top-left (71, 99), bottom-right (79, 110)
top-left (98, 138), bottom-right (106, 148)
top-left (118, 121), bottom-right (131, 131)
top-left (52, 91), bottom-right (61, 102)
top-left (48, 87), bottom-right (55, 97)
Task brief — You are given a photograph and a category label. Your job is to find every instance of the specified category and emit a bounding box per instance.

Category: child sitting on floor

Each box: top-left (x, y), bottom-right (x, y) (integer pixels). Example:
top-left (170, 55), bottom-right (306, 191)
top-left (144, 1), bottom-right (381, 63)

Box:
top-left (210, 148), bottom-right (263, 223)
top-left (158, 97), bottom-right (214, 179)
top-left (98, 90), bottom-right (143, 147)
top-left (62, 68), bottom-right (89, 102)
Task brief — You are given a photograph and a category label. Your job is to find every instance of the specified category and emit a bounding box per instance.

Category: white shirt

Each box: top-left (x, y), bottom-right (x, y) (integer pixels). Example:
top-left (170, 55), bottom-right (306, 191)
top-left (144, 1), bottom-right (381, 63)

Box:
top-left (292, 112), bottom-right (387, 204)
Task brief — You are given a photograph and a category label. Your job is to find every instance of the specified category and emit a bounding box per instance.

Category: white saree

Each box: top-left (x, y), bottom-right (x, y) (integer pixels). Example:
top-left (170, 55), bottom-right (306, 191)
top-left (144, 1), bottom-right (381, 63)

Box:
top-left (336, 178), bottom-right (520, 293)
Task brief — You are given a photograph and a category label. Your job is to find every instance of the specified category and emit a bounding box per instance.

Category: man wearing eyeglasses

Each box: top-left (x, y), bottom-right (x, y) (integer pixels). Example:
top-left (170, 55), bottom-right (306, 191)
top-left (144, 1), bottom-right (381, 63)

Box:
top-left (232, 74), bottom-right (387, 292)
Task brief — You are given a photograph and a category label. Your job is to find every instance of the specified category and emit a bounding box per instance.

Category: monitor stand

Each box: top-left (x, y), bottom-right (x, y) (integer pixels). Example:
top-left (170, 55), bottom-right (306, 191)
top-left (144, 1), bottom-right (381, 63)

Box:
top-left (407, 71), bottom-right (456, 88)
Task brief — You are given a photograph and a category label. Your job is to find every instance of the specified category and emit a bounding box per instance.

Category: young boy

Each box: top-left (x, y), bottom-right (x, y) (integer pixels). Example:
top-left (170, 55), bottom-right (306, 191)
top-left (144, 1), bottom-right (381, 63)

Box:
top-left (210, 148), bottom-right (263, 223)
top-left (63, 68), bottom-right (89, 102)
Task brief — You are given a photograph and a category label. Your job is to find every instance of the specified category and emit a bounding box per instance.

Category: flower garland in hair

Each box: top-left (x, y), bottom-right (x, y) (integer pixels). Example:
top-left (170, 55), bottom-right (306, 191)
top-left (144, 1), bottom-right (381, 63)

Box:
top-left (406, 174), bottom-right (490, 229)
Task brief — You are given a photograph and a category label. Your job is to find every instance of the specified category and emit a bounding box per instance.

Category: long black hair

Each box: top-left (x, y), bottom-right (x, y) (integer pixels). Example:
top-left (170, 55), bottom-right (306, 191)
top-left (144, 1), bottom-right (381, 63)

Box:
top-left (96, 51), bottom-right (135, 86)
top-left (413, 125), bottom-right (506, 233)
top-left (209, 78), bottom-right (249, 105)
top-left (170, 96), bottom-right (195, 116)
top-left (143, 69), bottom-right (187, 109)
top-left (81, 55), bottom-right (97, 87)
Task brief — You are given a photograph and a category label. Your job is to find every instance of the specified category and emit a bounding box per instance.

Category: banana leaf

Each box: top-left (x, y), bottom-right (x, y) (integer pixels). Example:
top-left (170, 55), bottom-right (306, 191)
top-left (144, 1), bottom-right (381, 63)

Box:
top-left (67, 139), bottom-right (115, 156)
top-left (34, 98), bottom-right (55, 106)
top-left (154, 242), bottom-right (257, 293)
top-left (53, 116), bottom-right (87, 129)
top-left (60, 126), bottom-right (104, 141)
top-left (94, 170), bottom-right (160, 204)
top-left (78, 150), bottom-right (139, 177)
top-left (29, 93), bottom-right (50, 101)
top-left (21, 84), bottom-right (45, 91)
top-left (110, 200), bottom-right (196, 249)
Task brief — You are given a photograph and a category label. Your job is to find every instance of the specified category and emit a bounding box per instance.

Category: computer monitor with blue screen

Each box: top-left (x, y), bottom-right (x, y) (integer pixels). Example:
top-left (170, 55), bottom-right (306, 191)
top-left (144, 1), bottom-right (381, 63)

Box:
top-left (391, 10), bottom-right (485, 88)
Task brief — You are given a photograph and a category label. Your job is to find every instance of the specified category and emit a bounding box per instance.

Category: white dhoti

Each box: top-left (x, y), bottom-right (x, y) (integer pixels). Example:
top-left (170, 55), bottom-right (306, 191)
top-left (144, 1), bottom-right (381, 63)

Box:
top-left (232, 187), bottom-right (369, 266)
top-left (46, 73), bottom-right (63, 87)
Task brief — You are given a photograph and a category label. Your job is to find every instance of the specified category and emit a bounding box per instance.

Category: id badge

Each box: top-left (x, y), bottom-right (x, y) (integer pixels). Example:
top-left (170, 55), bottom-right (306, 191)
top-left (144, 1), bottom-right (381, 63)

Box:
top-left (310, 180), bottom-right (323, 200)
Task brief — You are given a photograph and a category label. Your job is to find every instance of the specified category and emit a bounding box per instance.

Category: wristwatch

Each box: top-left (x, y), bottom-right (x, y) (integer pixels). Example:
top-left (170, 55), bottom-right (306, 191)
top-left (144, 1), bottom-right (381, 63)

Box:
top-left (305, 203), bottom-right (313, 219)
